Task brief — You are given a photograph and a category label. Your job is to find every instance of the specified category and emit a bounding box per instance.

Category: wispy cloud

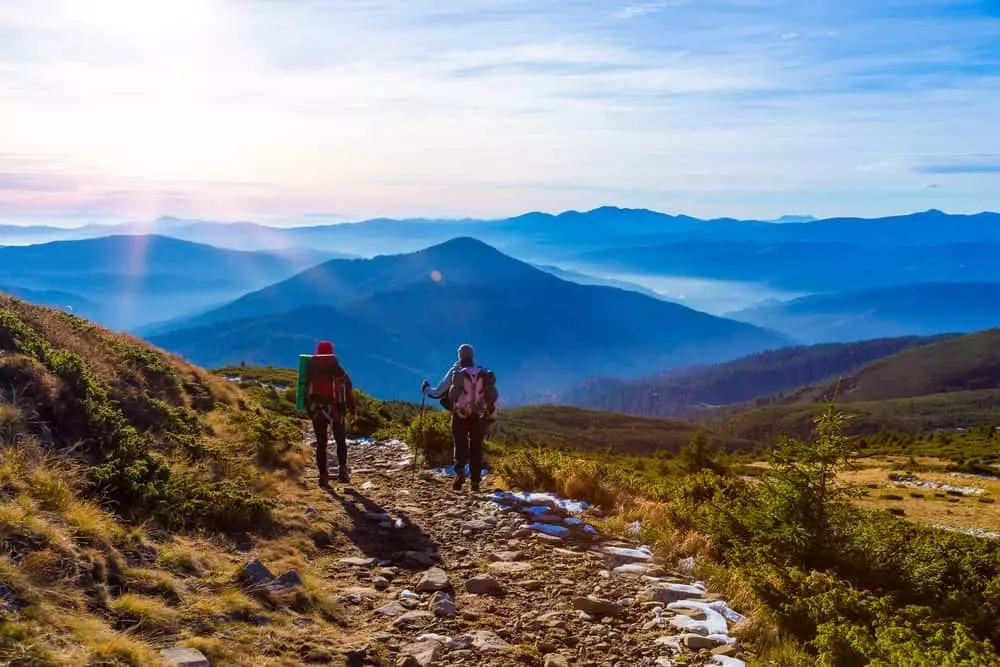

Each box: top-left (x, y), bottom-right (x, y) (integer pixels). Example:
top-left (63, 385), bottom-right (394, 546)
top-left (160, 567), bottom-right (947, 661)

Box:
top-left (613, 1), bottom-right (687, 20)
top-left (1, 0), bottom-right (998, 224)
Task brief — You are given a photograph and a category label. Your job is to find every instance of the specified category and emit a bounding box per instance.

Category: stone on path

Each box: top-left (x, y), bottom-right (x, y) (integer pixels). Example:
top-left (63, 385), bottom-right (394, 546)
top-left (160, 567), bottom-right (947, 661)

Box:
top-left (492, 550), bottom-right (521, 562)
top-left (393, 610), bottom-right (436, 629)
top-left (462, 519), bottom-right (491, 534)
top-left (403, 550), bottom-right (437, 567)
top-left (638, 582), bottom-right (707, 604)
top-left (340, 556), bottom-right (377, 568)
top-left (160, 648), bottom-right (210, 667)
top-left (430, 591), bottom-right (457, 617)
top-left (465, 574), bottom-right (501, 595)
top-left (543, 654), bottom-right (570, 667)
top-left (373, 575), bottom-right (391, 591)
top-left (468, 630), bottom-right (511, 654)
top-left (488, 561), bottom-right (533, 574)
top-left (376, 601), bottom-right (408, 617)
top-left (681, 633), bottom-right (730, 649)
top-left (416, 567), bottom-right (450, 593)
top-left (397, 640), bottom-right (441, 667)
top-left (572, 596), bottom-right (623, 618)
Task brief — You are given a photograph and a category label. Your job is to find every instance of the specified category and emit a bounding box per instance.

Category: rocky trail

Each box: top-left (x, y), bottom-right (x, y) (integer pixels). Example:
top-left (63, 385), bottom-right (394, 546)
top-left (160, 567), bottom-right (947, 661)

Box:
top-left (253, 437), bottom-right (750, 667)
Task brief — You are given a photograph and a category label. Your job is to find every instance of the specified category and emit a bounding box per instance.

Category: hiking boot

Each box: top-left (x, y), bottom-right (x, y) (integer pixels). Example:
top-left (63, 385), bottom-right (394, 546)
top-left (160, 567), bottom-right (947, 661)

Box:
top-left (452, 473), bottom-right (466, 491)
top-left (318, 473), bottom-right (330, 488)
top-left (471, 480), bottom-right (481, 493)
top-left (338, 469), bottom-right (351, 484)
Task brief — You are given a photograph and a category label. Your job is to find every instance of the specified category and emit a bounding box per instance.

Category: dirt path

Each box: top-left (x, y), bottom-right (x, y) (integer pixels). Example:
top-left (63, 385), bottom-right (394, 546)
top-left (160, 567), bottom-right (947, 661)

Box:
top-left (305, 438), bottom-right (749, 667)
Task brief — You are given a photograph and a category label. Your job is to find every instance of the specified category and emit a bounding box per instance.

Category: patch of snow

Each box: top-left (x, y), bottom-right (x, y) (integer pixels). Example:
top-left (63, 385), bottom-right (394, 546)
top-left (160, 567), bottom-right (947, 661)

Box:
top-left (627, 520), bottom-right (642, 535)
top-left (667, 600), bottom-right (729, 635)
top-left (711, 657), bottom-right (746, 667)
top-left (892, 474), bottom-right (984, 496)
top-left (679, 556), bottom-right (696, 574)
top-left (710, 600), bottom-right (745, 624)
top-left (602, 546), bottom-right (653, 561)
top-left (488, 490), bottom-right (590, 514)
top-left (529, 523), bottom-right (570, 536)
top-left (933, 524), bottom-right (1000, 539)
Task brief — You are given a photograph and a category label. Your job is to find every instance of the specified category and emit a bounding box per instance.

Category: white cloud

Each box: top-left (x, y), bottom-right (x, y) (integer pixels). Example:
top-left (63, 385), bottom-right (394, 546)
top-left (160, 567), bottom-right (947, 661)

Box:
top-left (0, 0), bottom-right (998, 223)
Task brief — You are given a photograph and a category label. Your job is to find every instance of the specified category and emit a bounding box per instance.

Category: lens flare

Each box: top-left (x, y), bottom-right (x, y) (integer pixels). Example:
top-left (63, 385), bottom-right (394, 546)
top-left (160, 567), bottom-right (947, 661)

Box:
top-left (430, 270), bottom-right (442, 282)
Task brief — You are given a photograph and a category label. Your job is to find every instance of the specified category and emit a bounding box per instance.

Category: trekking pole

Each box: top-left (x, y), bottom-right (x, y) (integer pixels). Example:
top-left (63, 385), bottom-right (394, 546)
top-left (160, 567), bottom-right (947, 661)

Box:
top-left (415, 388), bottom-right (427, 480)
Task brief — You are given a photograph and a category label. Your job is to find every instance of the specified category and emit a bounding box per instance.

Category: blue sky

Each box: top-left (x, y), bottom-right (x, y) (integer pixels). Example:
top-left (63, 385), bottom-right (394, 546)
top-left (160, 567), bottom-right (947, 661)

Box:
top-left (0, 0), bottom-right (998, 226)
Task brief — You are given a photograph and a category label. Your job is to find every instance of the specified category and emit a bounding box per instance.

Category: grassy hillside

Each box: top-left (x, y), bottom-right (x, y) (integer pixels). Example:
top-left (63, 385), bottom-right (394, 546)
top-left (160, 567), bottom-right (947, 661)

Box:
top-left (562, 335), bottom-right (944, 418)
top-left (830, 327), bottom-right (1000, 402)
top-left (0, 296), bottom-right (370, 665)
top-left (712, 389), bottom-right (1000, 442)
top-left (492, 404), bottom-right (755, 455)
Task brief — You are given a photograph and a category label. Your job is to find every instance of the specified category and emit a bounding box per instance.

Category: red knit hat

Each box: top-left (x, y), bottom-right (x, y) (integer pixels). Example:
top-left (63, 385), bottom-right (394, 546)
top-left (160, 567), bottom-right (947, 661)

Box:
top-left (315, 341), bottom-right (334, 355)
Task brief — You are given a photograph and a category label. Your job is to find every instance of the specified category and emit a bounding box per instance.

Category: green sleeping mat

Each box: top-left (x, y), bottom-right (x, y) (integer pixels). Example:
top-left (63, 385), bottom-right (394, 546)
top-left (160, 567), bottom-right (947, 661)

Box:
top-left (295, 354), bottom-right (311, 411)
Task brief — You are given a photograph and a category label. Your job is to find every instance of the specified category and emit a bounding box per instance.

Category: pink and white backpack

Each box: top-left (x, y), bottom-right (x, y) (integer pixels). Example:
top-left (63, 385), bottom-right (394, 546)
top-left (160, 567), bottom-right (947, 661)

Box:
top-left (448, 366), bottom-right (499, 419)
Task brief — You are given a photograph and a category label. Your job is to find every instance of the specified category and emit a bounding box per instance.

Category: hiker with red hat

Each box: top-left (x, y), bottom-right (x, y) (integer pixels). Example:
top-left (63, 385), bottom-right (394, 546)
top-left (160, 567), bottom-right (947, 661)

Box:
top-left (306, 341), bottom-right (356, 486)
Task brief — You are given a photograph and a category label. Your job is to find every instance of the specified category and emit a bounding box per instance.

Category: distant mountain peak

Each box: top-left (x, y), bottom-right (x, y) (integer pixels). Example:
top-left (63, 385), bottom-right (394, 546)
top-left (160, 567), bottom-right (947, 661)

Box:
top-left (771, 214), bottom-right (817, 223)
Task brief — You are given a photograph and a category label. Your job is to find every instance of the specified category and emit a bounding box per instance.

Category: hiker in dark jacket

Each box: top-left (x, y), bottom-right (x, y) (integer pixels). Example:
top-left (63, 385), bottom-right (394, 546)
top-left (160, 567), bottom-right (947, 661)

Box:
top-left (423, 344), bottom-right (497, 492)
top-left (306, 341), bottom-right (356, 486)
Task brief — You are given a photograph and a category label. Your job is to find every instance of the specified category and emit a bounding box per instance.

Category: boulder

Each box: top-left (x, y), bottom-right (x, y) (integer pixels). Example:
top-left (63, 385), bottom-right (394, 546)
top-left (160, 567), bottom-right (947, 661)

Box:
top-left (237, 559), bottom-right (275, 587)
top-left (430, 592), bottom-right (457, 617)
top-left (416, 567), bottom-right (450, 593)
top-left (468, 630), bottom-right (511, 654)
top-left (271, 571), bottom-right (303, 590)
top-left (465, 574), bottom-right (501, 595)
top-left (572, 596), bottom-right (622, 617)
top-left (397, 640), bottom-right (442, 667)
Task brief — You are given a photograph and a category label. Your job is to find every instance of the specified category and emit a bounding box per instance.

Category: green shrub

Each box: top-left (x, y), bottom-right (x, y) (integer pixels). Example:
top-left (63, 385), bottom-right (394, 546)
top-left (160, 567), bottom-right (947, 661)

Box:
top-left (887, 508), bottom-right (905, 516)
top-left (406, 410), bottom-right (452, 467)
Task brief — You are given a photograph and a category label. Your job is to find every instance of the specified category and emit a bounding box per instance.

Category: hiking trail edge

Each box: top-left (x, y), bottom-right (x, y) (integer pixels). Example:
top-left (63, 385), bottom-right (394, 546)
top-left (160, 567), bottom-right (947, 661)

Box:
top-left (278, 436), bottom-right (749, 667)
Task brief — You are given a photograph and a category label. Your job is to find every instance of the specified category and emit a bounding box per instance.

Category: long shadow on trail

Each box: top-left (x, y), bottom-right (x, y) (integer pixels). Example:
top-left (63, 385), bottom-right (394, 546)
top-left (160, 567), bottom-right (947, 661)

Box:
top-left (324, 487), bottom-right (441, 572)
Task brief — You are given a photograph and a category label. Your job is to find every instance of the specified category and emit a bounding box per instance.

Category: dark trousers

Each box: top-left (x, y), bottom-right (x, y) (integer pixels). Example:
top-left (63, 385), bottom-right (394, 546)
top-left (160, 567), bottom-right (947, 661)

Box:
top-left (452, 416), bottom-right (487, 482)
top-left (312, 414), bottom-right (347, 479)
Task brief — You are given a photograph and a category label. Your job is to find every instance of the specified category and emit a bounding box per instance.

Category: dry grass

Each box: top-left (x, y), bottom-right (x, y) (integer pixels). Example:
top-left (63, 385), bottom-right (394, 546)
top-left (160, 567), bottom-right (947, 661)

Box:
top-left (845, 457), bottom-right (1000, 533)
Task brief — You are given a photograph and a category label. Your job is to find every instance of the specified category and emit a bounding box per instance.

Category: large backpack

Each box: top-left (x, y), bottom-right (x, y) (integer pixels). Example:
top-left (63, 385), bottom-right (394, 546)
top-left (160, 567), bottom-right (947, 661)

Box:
top-left (447, 366), bottom-right (499, 420)
top-left (307, 355), bottom-right (348, 413)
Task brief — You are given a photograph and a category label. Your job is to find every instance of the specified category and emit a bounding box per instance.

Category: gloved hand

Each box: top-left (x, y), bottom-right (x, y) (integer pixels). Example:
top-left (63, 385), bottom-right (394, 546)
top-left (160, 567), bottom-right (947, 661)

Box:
top-left (421, 380), bottom-right (430, 394)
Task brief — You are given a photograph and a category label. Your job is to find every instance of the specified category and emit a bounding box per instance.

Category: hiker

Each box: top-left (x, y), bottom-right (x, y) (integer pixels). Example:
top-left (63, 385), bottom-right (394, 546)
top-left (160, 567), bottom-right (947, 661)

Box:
top-left (422, 344), bottom-right (498, 492)
top-left (305, 341), bottom-right (356, 486)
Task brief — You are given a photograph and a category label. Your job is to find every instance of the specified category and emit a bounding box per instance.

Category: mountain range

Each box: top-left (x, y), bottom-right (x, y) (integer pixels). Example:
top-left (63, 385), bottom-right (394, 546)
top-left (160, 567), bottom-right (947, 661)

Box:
top-left (728, 283), bottom-right (1000, 342)
top-left (5, 206), bottom-right (1000, 373)
top-left (6, 208), bottom-right (1000, 256)
top-left (0, 235), bottom-right (333, 330)
top-left (148, 237), bottom-right (790, 400)
top-left (712, 327), bottom-right (1000, 441)
top-left (560, 335), bottom-right (947, 418)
